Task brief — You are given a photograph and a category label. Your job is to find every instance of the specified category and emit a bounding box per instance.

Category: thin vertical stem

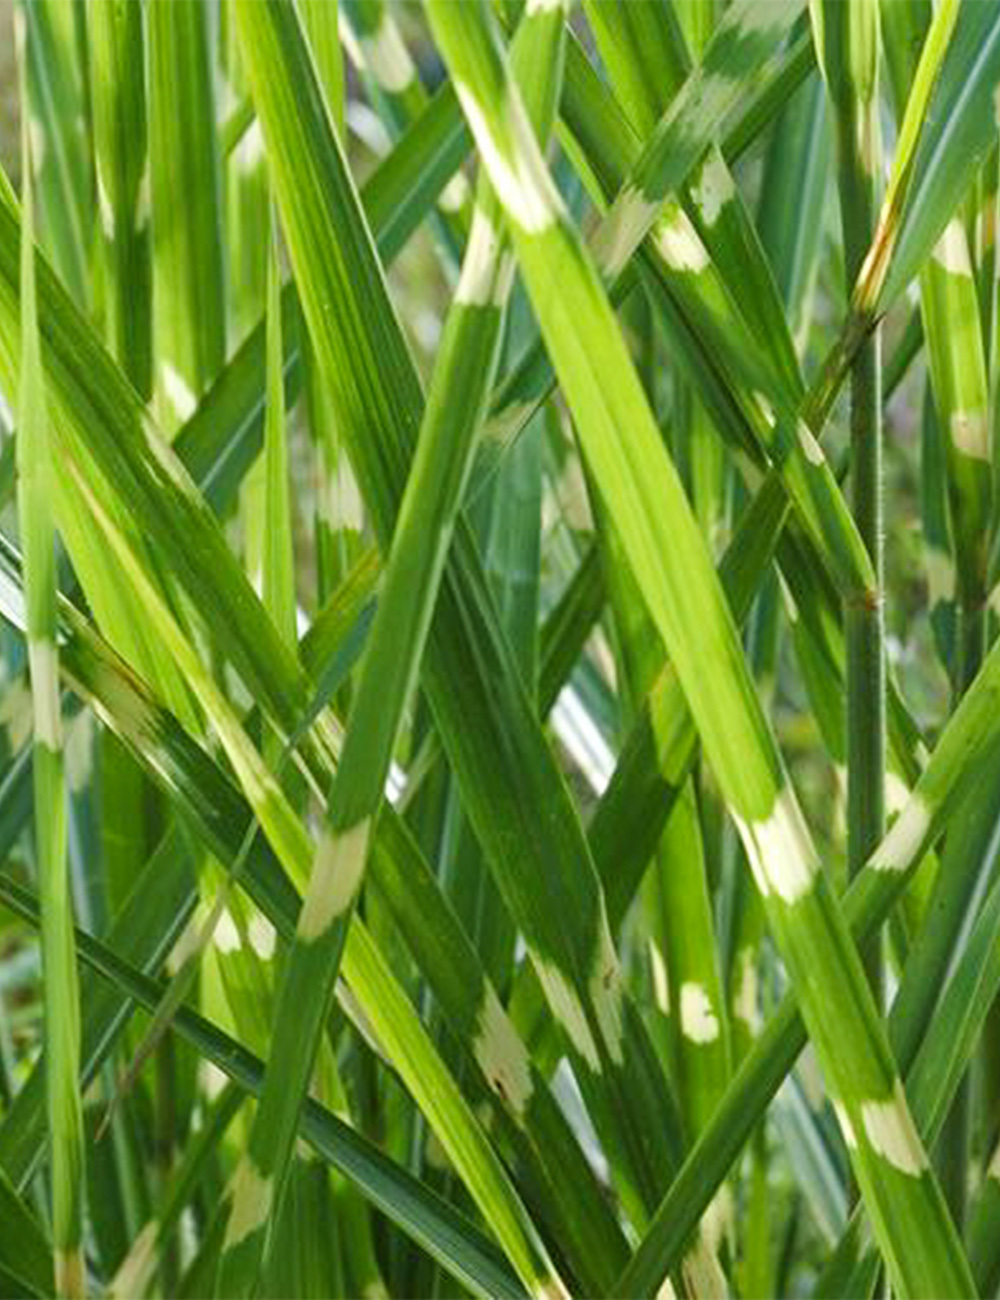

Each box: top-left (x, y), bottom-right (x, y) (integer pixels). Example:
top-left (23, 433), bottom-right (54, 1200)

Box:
top-left (15, 12), bottom-right (86, 1294)
top-left (937, 599), bottom-right (985, 1226)
top-left (816, 0), bottom-right (886, 996)
top-left (845, 318), bottom-right (885, 992)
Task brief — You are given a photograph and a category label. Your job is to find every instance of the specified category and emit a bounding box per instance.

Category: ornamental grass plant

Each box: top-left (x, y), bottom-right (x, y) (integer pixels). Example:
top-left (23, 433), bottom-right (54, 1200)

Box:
top-left (2, 1), bottom-right (1000, 1297)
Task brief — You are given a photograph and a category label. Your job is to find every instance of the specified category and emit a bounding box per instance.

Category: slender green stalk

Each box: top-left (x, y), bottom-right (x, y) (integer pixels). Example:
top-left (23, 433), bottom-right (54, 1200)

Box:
top-left (261, 211), bottom-right (296, 655)
top-left (882, 0), bottom-right (987, 1220)
top-left (14, 19), bottom-right (85, 1296)
top-left (812, 0), bottom-right (886, 996)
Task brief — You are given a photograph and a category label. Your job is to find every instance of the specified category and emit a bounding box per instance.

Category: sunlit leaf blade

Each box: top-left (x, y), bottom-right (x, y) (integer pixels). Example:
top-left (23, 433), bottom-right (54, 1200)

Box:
top-left (148, 0), bottom-right (226, 431)
top-left (871, 0), bottom-right (1000, 314)
top-left (14, 19), bottom-right (85, 1295)
top-left (261, 212), bottom-right (296, 653)
top-left (87, 0), bottom-right (151, 398)
top-left (18, 0), bottom-right (91, 310)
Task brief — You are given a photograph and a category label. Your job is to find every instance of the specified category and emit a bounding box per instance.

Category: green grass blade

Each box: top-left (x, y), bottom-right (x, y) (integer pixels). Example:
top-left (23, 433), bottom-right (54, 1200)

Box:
top-left (14, 24), bottom-right (85, 1294)
top-left (582, 0), bottom-right (803, 401)
top-left (4, 0), bottom-right (1000, 1287)
top-left (342, 0), bottom-right (471, 256)
top-left (0, 514), bottom-right (563, 1298)
top-left (0, 182), bottom-right (317, 753)
top-left (882, 4), bottom-right (992, 688)
top-left (646, 780), bottom-right (731, 1141)
top-left (920, 225), bottom-right (991, 678)
top-left (173, 82), bottom-right (471, 524)
top-left (813, 0), bottom-right (887, 996)
top-left (499, 30), bottom-right (878, 616)
top-left (297, 0), bottom-right (344, 134)
top-left (339, 925), bottom-right (568, 1300)
top-left (19, 0), bottom-right (90, 309)
top-left (367, 808), bottom-right (628, 1296)
top-left (262, 212), bottom-right (296, 652)
top-left (756, 74), bottom-right (830, 348)
top-left (581, 0), bottom-right (688, 141)
top-left (148, 0), bottom-right (226, 432)
top-left (87, 0), bottom-right (151, 399)
top-left (0, 1162), bottom-right (52, 1298)
top-left (222, 0), bottom-right (269, 351)
top-left (864, 0), bottom-right (997, 317)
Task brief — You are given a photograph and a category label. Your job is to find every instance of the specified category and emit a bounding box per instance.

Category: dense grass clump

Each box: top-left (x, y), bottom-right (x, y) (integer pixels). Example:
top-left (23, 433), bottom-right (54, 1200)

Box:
top-left (3, 0), bottom-right (1000, 1296)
